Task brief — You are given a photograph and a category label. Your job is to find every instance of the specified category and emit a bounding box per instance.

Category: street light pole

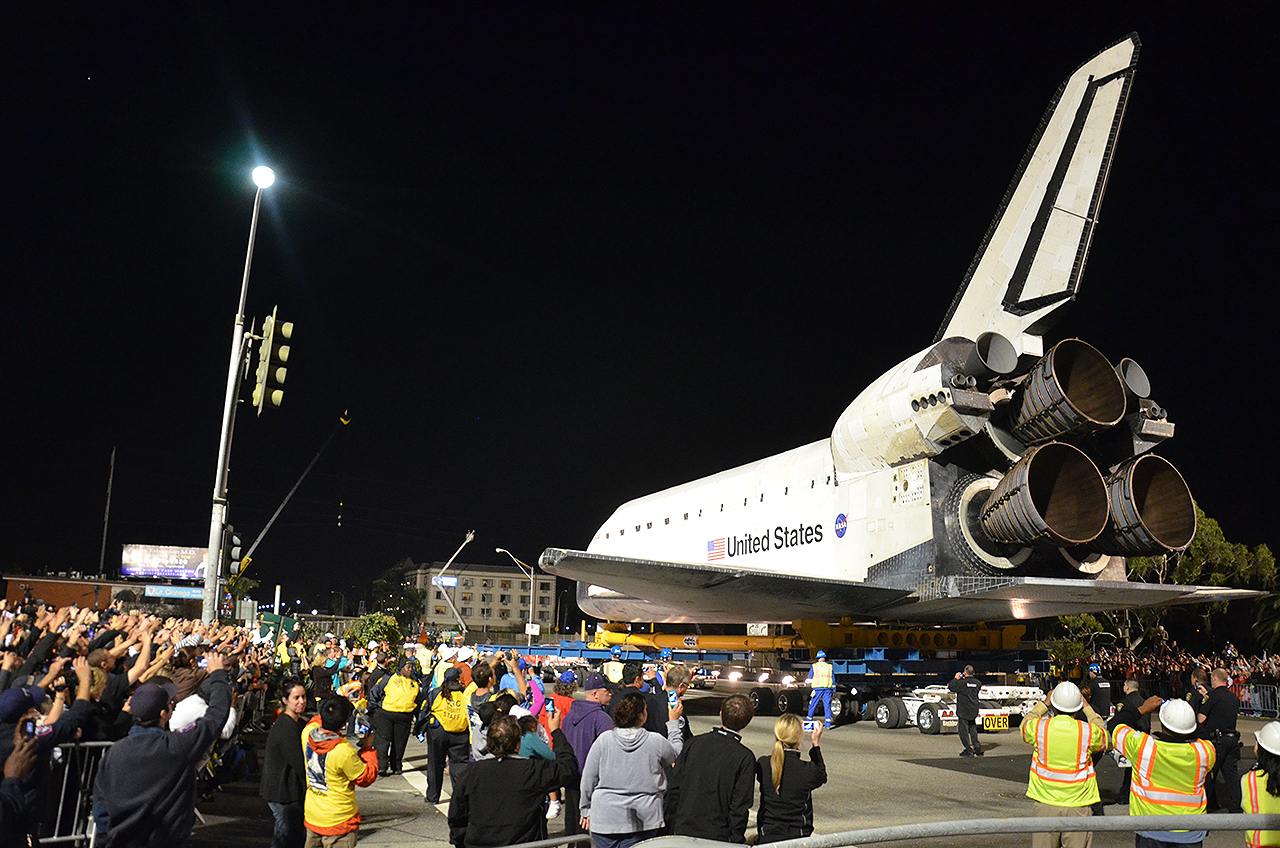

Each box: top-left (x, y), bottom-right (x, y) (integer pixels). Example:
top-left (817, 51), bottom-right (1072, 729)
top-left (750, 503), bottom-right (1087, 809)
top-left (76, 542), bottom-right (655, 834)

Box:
top-left (496, 548), bottom-right (535, 647)
top-left (202, 166), bottom-right (275, 622)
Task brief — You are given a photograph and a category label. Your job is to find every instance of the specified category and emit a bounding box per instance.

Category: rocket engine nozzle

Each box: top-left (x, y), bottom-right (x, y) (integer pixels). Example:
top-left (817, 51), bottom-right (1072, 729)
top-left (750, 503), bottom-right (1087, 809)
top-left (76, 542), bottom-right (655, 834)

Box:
top-left (1010, 339), bottom-right (1127, 444)
top-left (1091, 454), bottom-right (1196, 556)
top-left (980, 442), bottom-right (1109, 548)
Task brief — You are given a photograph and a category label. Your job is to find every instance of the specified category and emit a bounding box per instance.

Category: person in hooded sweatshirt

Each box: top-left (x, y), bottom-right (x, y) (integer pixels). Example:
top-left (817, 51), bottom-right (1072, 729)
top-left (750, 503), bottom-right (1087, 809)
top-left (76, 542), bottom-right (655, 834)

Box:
top-left (302, 696), bottom-right (379, 846)
top-left (579, 691), bottom-right (684, 848)
top-left (561, 672), bottom-right (615, 836)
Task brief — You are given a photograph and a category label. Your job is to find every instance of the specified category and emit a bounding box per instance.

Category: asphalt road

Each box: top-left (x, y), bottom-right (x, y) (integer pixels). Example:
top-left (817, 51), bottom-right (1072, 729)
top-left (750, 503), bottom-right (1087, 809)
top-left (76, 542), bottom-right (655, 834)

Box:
top-left (189, 695), bottom-right (1269, 848)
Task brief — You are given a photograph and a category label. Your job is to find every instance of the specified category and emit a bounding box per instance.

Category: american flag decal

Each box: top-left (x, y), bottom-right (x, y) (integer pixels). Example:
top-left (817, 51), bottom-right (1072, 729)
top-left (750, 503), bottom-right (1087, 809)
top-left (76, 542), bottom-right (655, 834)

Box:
top-left (707, 538), bottom-right (726, 561)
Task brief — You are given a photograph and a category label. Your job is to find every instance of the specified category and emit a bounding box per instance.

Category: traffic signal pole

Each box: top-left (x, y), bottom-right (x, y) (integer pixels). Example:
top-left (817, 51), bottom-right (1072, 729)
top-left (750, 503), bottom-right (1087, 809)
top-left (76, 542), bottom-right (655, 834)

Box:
top-left (203, 183), bottom-right (267, 622)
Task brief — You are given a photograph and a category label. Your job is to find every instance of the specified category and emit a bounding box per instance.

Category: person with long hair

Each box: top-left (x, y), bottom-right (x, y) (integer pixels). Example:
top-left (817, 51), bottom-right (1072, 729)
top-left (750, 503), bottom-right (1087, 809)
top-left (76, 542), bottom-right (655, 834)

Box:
top-left (425, 668), bottom-right (471, 804)
top-left (579, 690), bottom-right (684, 848)
top-left (754, 714), bottom-right (826, 843)
top-left (1243, 721), bottom-right (1280, 847)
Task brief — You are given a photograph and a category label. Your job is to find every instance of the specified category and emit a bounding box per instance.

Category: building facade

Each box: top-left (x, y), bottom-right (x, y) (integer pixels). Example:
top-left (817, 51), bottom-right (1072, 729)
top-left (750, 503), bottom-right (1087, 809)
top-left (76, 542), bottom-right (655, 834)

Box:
top-left (409, 561), bottom-right (559, 637)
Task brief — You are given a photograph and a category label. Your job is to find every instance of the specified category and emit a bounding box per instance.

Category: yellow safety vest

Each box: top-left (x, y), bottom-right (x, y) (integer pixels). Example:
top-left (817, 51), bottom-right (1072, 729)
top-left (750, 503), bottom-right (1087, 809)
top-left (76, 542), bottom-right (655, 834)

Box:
top-left (1114, 725), bottom-right (1214, 817)
top-left (603, 660), bottom-right (624, 683)
top-left (1021, 712), bottom-right (1106, 807)
top-left (1243, 767), bottom-right (1280, 847)
top-left (809, 661), bottom-right (834, 689)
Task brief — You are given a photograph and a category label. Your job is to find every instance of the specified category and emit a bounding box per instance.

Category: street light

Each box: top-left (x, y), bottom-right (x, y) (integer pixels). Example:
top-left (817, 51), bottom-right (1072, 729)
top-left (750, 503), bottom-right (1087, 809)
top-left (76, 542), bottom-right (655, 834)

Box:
top-left (496, 547), bottom-right (535, 647)
top-left (203, 165), bottom-right (275, 622)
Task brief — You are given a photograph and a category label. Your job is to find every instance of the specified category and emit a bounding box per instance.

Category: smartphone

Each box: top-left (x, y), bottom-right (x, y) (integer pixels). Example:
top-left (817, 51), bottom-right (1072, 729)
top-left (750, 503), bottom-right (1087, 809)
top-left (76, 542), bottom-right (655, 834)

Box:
top-left (21, 719), bottom-right (36, 740)
top-left (802, 719), bottom-right (819, 732)
top-left (353, 713), bottom-right (371, 736)
top-left (546, 699), bottom-right (556, 716)
top-left (667, 689), bottom-right (679, 709)
top-left (198, 657), bottom-right (208, 669)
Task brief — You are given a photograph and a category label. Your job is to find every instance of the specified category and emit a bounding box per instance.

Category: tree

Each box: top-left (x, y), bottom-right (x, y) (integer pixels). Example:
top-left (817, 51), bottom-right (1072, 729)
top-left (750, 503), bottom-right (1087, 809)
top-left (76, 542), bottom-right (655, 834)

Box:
top-left (372, 561), bottom-right (426, 633)
top-left (1046, 613), bottom-right (1114, 667)
top-left (346, 612), bottom-right (403, 649)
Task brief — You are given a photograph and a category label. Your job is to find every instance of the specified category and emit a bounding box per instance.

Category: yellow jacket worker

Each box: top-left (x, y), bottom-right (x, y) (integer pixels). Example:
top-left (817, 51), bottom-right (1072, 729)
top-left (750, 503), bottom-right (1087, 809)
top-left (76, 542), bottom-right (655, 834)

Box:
top-left (303, 699), bottom-right (378, 845)
top-left (1244, 721), bottom-right (1280, 848)
top-left (1020, 681), bottom-right (1107, 848)
top-left (1114, 699), bottom-right (1215, 846)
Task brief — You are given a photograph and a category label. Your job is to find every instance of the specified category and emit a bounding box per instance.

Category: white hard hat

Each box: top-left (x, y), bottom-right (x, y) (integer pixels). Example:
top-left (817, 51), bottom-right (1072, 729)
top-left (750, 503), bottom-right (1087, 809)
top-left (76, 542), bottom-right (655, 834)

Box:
top-left (1257, 722), bottom-right (1280, 756)
top-left (1159, 699), bottom-right (1197, 735)
top-left (367, 640), bottom-right (378, 651)
top-left (1049, 681), bottom-right (1083, 713)
top-left (456, 647), bottom-right (475, 663)
top-left (440, 647), bottom-right (458, 661)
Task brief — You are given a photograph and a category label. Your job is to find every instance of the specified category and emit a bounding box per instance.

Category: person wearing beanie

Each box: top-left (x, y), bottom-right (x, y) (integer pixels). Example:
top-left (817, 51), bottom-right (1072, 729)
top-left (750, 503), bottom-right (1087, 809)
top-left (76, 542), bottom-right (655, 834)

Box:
top-left (1018, 681), bottom-right (1108, 848)
top-left (1243, 721), bottom-right (1280, 848)
top-left (92, 652), bottom-right (232, 847)
top-left (1114, 697), bottom-right (1216, 847)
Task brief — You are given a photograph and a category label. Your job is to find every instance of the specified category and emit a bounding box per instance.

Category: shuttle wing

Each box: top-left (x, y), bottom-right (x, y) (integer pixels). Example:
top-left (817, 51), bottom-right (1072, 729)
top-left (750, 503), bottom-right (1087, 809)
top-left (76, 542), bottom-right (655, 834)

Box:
top-left (540, 548), bottom-right (913, 623)
top-left (935, 34), bottom-right (1140, 350)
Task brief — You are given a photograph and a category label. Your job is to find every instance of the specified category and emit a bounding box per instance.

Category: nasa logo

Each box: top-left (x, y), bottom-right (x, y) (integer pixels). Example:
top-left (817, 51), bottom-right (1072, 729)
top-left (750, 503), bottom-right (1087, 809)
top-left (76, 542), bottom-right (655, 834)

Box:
top-left (834, 513), bottom-right (848, 539)
top-left (683, 635), bottom-right (697, 648)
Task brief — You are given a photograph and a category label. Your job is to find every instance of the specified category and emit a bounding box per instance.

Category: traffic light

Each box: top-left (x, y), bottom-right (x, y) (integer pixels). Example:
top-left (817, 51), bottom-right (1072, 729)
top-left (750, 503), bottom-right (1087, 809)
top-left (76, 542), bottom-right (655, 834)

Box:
top-left (252, 305), bottom-right (293, 415)
top-left (222, 524), bottom-right (244, 574)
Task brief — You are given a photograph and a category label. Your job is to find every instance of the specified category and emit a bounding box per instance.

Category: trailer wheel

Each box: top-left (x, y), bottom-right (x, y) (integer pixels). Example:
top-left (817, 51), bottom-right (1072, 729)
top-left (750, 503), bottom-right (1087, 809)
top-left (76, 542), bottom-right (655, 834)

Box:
top-left (775, 690), bottom-right (799, 715)
top-left (916, 703), bottom-right (941, 735)
top-left (874, 700), bottom-right (894, 728)
top-left (860, 699), bottom-right (877, 723)
top-left (838, 694), bottom-right (859, 724)
top-left (749, 687), bottom-right (776, 715)
top-left (888, 697), bottom-right (908, 728)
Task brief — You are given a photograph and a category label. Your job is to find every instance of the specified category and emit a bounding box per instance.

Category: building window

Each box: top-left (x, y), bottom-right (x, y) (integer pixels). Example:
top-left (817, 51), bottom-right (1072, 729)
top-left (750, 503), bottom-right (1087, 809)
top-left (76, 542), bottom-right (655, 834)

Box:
top-left (481, 579), bottom-right (491, 588)
top-left (462, 578), bottom-right (473, 587)
top-left (480, 608), bottom-right (492, 617)
top-left (499, 609), bottom-right (510, 619)
top-left (435, 591), bottom-right (443, 600)
top-left (539, 582), bottom-right (551, 591)
top-left (434, 606), bottom-right (446, 615)
top-left (461, 607), bottom-right (472, 617)
top-left (539, 597), bottom-right (550, 606)
top-left (538, 611), bottom-right (549, 621)
top-left (481, 593), bottom-right (492, 603)
top-left (501, 580), bottom-right (511, 589)
top-left (521, 581), bottom-right (530, 591)
top-left (520, 595), bottom-right (529, 605)
top-left (461, 592), bottom-right (472, 602)
top-left (500, 594), bottom-right (511, 604)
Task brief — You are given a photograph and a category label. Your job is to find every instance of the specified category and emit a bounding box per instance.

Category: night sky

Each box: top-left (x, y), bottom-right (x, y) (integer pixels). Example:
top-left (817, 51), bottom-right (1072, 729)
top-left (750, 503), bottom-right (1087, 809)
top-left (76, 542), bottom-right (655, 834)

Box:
top-left (4, 6), bottom-right (1275, 613)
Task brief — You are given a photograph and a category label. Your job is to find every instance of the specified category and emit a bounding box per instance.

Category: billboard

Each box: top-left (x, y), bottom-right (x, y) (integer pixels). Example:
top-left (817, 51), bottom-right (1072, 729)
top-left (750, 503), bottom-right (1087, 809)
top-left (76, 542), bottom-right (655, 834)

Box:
top-left (121, 545), bottom-right (207, 580)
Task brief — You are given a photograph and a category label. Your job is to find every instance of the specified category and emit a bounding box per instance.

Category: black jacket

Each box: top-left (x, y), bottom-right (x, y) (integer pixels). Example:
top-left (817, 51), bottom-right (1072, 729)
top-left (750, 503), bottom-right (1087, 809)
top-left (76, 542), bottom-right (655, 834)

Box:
top-left (948, 675), bottom-right (981, 720)
top-left (755, 747), bottom-right (826, 842)
top-left (92, 670), bottom-right (231, 847)
top-left (448, 728), bottom-right (576, 848)
top-left (260, 712), bottom-right (307, 804)
top-left (669, 726), bottom-right (755, 843)
top-left (0, 696), bottom-right (89, 845)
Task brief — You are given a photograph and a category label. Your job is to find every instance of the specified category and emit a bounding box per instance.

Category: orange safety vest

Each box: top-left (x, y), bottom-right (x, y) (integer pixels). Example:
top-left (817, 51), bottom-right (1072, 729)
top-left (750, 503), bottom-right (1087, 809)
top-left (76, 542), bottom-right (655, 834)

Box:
top-left (1243, 767), bottom-right (1280, 847)
top-left (1115, 725), bottom-right (1215, 817)
top-left (1021, 711), bottom-right (1106, 807)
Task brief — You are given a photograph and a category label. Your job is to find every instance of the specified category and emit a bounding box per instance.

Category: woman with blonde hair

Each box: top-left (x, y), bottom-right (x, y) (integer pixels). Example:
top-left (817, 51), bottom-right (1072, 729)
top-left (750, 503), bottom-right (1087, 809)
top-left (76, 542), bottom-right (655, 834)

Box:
top-left (754, 714), bottom-right (827, 843)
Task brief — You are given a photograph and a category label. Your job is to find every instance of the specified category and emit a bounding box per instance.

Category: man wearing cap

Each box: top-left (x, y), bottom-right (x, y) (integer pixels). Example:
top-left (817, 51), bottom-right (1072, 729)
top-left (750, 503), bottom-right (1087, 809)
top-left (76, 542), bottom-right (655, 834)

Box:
top-left (92, 652), bottom-right (232, 847)
top-left (806, 651), bottom-right (835, 729)
top-left (562, 672), bottom-right (614, 836)
top-left (0, 656), bottom-right (92, 844)
top-left (1082, 663), bottom-right (1112, 721)
top-left (1198, 666), bottom-right (1243, 814)
top-left (1114, 698), bottom-right (1215, 847)
top-left (602, 647), bottom-right (625, 685)
top-left (949, 665), bottom-right (984, 757)
top-left (1019, 681), bottom-right (1108, 848)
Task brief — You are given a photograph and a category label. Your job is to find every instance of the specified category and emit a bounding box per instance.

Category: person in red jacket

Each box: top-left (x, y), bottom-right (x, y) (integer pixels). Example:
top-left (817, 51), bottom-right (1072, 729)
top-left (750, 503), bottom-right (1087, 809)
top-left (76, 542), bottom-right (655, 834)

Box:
top-left (303, 696), bottom-right (378, 847)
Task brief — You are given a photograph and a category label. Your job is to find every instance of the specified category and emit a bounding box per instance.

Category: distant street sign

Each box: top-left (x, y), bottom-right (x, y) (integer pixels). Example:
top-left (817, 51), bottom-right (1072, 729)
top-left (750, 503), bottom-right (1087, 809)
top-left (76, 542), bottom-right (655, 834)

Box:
top-left (145, 585), bottom-right (204, 599)
top-left (525, 623), bottom-right (540, 636)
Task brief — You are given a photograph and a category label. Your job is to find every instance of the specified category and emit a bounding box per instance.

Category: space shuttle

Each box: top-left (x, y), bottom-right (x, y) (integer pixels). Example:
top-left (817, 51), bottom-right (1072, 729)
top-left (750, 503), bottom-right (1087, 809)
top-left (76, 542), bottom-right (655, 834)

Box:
top-left (540, 34), bottom-right (1251, 625)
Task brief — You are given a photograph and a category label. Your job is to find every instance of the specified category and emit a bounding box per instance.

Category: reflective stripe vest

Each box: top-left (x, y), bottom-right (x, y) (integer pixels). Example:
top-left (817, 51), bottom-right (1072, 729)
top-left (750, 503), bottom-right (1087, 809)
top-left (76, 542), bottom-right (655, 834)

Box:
top-left (1020, 708), bottom-right (1106, 807)
top-left (1115, 725), bottom-right (1215, 818)
top-left (603, 660), bottom-right (624, 683)
top-left (1243, 767), bottom-right (1280, 847)
top-left (809, 661), bottom-right (834, 689)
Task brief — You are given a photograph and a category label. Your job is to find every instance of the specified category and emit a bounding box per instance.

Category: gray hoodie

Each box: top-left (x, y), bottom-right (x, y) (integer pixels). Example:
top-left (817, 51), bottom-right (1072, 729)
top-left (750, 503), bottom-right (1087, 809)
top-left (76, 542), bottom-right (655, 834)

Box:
top-left (579, 722), bottom-right (683, 834)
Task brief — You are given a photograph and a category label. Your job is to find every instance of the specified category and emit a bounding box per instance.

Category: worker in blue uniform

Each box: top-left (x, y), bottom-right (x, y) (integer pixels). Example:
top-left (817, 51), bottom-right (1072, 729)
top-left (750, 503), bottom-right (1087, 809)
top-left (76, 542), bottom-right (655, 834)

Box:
top-left (806, 651), bottom-right (835, 729)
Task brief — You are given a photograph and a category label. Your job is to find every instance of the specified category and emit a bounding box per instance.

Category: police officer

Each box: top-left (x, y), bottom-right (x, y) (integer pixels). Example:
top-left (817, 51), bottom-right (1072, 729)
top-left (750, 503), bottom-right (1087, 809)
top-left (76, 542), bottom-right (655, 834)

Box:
top-left (602, 646), bottom-right (625, 685)
top-left (806, 651), bottom-right (835, 729)
top-left (1198, 666), bottom-right (1242, 813)
top-left (1082, 663), bottom-right (1111, 719)
top-left (948, 665), bottom-right (983, 757)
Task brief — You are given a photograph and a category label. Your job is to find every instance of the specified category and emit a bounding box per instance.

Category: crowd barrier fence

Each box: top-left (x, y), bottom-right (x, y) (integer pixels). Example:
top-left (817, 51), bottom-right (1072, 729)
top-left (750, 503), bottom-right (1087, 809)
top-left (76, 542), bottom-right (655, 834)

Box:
top-left (43, 740), bottom-right (113, 846)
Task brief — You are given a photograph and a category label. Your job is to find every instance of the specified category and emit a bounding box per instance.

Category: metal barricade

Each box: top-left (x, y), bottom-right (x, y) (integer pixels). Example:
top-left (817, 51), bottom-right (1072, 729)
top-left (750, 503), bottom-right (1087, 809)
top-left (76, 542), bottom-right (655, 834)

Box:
top-left (43, 741), bottom-right (113, 846)
top-left (1240, 683), bottom-right (1280, 718)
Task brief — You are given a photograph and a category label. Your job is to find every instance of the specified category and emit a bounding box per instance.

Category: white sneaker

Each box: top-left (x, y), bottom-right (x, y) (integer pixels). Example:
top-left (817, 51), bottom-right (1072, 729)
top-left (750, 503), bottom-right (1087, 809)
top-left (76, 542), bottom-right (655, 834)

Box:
top-left (545, 800), bottom-right (562, 820)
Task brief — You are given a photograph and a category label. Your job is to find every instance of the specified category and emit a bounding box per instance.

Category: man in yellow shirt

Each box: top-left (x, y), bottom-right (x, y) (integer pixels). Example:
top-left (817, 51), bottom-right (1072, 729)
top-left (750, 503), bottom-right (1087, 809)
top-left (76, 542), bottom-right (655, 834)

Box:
top-left (1020, 681), bottom-right (1108, 848)
top-left (1113, 699), bottom-right (1214, 848)
top-left (303, 697), bottom-right (379, 847)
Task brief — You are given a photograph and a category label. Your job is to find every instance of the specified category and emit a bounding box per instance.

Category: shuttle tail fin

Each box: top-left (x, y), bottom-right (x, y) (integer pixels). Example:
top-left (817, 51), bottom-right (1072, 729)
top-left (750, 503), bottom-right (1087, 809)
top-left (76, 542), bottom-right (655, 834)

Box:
top-left (935, 34), bottom-right (1140, 353)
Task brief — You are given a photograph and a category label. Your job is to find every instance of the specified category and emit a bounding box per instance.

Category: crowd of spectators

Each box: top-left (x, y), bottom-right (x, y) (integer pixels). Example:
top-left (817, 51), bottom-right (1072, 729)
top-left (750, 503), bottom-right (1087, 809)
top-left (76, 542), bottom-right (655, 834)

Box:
top-left (1060, 632), bottom-right (1280, 698)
